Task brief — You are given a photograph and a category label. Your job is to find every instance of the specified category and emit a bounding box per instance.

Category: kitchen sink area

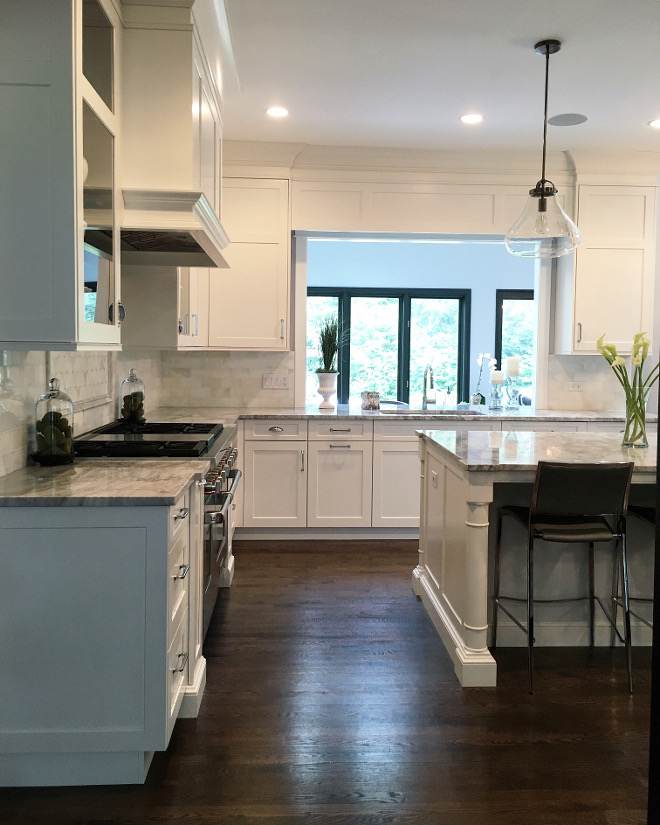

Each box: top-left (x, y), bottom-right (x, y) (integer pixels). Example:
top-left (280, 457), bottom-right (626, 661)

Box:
top-left (379, 407), bottom-right (487, 415)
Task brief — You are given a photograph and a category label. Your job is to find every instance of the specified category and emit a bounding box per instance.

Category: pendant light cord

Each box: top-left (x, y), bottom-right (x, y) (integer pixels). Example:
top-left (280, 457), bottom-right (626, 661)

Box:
top-left (541, 43), bottom-right (550, 186)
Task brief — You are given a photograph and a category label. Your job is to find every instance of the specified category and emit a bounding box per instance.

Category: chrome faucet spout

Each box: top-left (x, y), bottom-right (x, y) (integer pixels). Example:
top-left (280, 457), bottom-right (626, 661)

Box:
top-left (422, 364), bottom-right (434, 409)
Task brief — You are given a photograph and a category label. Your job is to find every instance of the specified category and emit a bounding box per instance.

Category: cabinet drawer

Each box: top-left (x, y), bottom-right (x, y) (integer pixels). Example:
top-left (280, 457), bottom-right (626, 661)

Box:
top-left (167, 610), bottom-right (189, 728)
top-left (170, 489), bottom-right (191, 541)
top-left (244, 419), bottom-right (307, 439)
top-left (168, 526), bottom-right (190, 639)
top-left (308, 420), bottom-right (373, 440)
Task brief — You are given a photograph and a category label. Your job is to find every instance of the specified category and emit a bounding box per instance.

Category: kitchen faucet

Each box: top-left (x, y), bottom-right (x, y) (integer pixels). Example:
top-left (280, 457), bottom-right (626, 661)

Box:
top-left (422, 364), bottom-right (434, 409)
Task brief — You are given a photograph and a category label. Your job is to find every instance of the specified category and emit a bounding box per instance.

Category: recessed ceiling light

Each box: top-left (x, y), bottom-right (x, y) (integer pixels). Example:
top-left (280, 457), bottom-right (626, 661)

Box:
top-left (548, 113), bottom-right (588, 126)
top-left (460, 113), bottom-right (483, 125)
top-left (267, 106), bottom-right (288, 118)
top-left (648, 119), bottom-right (660, 129)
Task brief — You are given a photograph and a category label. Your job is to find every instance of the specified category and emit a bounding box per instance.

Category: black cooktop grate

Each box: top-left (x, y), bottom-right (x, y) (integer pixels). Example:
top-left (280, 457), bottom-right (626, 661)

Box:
top-left (74, 421), bottom-right (224, 458)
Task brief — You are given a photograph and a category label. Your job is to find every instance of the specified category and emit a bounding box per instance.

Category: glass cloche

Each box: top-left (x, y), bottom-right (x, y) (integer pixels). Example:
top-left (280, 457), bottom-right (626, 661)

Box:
top-left (120, 368), bottom-right (145, 424)
top-left (34, 378), bottom-right (74, 465)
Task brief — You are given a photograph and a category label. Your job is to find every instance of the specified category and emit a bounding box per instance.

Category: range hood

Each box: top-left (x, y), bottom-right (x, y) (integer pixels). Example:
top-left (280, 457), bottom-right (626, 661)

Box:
top-left (119, 190), bottom-right (230, 268)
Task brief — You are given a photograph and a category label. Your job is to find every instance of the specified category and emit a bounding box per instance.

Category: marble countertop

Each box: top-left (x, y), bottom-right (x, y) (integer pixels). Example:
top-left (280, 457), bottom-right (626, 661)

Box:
top-left (0, 459), bottom-right (210, 507)
top-left (150, 404), bottom-right (649, 423)
top-left (419, 429), bottom-right (657, 474)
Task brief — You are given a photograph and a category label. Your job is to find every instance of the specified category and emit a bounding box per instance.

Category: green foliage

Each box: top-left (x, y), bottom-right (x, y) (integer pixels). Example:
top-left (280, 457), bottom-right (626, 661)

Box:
top-left (501, 299), bottom-right (534, 389)
top-left (317, 315), bottom-right (340, 372)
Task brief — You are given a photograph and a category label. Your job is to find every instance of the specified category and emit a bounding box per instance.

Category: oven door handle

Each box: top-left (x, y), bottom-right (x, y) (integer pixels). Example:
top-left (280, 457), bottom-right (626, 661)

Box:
top-left (205, 484), bottom-right (237, 525)
top-left (226, 468), bottom-right (242, 500)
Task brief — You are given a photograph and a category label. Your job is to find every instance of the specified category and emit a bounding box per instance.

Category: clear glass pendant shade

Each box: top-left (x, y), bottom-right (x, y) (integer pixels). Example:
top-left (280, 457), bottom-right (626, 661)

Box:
top-left (505, 191), bottom-right (581, 258)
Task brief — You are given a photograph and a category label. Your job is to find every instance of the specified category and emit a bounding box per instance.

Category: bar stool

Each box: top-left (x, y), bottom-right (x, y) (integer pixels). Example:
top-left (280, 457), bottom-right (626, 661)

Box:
top-left (492, 461), bottom-right (635, 694)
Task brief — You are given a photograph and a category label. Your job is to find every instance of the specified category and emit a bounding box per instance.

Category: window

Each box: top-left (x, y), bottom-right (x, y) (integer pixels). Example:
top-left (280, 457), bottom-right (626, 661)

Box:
top-left (495, 289), bottom-right (534, 394)
top-left (307, 288), bottom-right (470, 405)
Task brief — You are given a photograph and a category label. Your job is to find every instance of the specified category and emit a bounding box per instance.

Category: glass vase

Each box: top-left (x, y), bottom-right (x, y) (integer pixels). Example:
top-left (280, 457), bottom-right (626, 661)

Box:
top-left (622, 393), bottom-right (648, 448)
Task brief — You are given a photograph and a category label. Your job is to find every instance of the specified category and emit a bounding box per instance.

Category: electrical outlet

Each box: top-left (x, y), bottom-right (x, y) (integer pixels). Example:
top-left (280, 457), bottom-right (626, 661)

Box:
top-left (568, 381), bottom-right (583, 392)
top-left (262, 373), bottom-right (290, 389)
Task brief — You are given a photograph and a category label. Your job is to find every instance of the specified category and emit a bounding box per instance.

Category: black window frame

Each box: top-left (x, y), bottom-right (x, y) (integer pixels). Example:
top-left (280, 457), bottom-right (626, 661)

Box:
top-left (494, 289), bottom-right (534, 371)
top-left (308, 287), bottom-right (471, 405)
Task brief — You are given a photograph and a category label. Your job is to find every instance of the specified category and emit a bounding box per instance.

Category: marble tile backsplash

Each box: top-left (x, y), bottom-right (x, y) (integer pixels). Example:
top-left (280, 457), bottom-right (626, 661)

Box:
top-left (547, 355), bottom-right (640, 412)
top-left (0, 349), bottom-right (164, 478)
top-left (160, 350), bottom-right (295, 408)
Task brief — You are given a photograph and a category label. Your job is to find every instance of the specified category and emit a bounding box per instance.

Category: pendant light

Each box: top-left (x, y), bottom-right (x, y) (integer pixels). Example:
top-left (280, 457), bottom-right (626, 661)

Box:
top-left (505, 39), bottom-right (581, 259)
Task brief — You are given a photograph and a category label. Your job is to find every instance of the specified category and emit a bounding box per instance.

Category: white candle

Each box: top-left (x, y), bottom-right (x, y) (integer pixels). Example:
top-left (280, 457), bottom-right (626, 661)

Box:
top-left (490, 370), bottom-right (504, 385)
top-left (503, 356), bottom-right (519, 377)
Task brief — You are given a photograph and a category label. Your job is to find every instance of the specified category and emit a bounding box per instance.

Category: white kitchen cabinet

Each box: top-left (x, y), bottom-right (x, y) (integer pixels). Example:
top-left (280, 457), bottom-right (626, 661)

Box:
top-left (209, 178), bottom-right (290, 349)
top-left (372, 442), bottom-right (422, 527)
top-left (306, 420), bottom-right (373, 528)
top-left (121, 266), bottom-right (211, 349)
top-left (307, 440), bottom-right (373, 527)
top-left (554, 184), bottom-right (657, 355)
top-left (0, 0), bottom-right (122, 350)
top-left (243, 419), bottom-right (308, 528)
top-left (121, 10), bottom-right (223, 216)
top-left (0, 478), bottom-right (206, 786)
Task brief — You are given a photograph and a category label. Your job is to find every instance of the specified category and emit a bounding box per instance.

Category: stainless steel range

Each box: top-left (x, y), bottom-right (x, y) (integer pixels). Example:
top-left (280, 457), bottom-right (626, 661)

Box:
top-left (75, 419), bottom-right (240, 638)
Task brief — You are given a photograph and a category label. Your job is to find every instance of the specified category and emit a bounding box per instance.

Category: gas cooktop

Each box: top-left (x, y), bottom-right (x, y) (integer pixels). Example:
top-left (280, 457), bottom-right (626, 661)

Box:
top-left (74, 421), bottom-right (224, 458)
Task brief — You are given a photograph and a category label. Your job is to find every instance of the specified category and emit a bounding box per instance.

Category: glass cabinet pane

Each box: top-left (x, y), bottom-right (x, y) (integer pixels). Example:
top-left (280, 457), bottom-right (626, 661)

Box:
top-left (82, 101), bottom-right (114, 325)
top-left (82, 0), bottom-right (114, 111)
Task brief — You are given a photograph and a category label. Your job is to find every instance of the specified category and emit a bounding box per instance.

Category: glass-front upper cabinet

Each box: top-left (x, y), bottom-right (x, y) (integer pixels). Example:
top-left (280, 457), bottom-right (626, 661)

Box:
top-left (82, 101), bottom-right (115, 326)
top-left (82, 0), bottom-right (114, 111)
top-left (78, 0), bottom-right (121, 342)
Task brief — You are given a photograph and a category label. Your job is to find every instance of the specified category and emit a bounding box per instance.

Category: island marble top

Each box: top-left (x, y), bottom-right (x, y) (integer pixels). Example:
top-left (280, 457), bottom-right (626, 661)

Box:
top-left (0, 459), bottom-right (210, 507)
top-left (419, 429), bottom-right (658, 475)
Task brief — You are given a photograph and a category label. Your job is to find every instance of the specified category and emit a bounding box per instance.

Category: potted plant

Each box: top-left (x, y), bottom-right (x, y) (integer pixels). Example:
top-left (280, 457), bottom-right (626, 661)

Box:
top-left (315, 316), bottom-right (340, 408)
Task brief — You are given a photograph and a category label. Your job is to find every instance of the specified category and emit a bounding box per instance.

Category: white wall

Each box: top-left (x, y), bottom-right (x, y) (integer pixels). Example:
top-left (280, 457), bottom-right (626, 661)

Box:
top-left (306, 236), bottom-right (534, 398)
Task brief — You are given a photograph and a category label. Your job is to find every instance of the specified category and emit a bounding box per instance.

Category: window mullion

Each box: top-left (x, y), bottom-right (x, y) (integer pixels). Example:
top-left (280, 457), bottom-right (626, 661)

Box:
top-left (399, 295), bottom-right (411, 403)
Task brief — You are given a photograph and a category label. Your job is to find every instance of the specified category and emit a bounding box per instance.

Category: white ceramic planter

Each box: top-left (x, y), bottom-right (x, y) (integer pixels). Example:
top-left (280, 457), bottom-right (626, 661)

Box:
top-left (317, 372), bottom-right (338, 409)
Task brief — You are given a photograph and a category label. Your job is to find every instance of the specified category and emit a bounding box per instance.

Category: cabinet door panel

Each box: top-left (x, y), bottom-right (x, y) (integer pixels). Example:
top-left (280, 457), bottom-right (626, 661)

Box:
top-left (573, 247), bottom-right (647, 351)
top-left (307, 442), bottom-right (373, 527)
top-left (243, 442), bottom-right (306, 526)
top-left (372, 442), bottom-right (421, 527)
top-left (0, 526), bottom-right (147, 736)
top-left (208, 242), bottom-right (288, 348)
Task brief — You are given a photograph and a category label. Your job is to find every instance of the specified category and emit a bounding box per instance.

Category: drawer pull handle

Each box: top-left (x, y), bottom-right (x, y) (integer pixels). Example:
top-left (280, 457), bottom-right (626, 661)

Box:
top-left (281, 318), bottom-right (285, 340)
top-left (330, 428), bottom-right (351, 433)
top-left (330, 444), bottom-right (351, 449)
top-left (172, 651), bottom-right (189, 674)
top-left (173, 563), bottom-right (190, 581)
top-left (269, 426), bottom-right (284, 433)
top-left (577, 322), bottom-right (582, 343)
top-left (301, 450), bottom-right (305, 472)
top-left (174, 507), bottom-right (190, 521)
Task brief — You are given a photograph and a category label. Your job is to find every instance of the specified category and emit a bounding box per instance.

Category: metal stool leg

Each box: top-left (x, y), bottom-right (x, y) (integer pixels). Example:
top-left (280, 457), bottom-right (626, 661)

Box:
top-left (588, 542), bottom-right (595, 648)
top-left (527, 532), bottom-right (535, 694)
top-left (620, 535), bottom-right (633, 695)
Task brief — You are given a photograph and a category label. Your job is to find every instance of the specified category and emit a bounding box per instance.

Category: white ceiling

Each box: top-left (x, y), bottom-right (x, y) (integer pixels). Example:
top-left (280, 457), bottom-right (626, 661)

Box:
top-left (221, 0), bottom-right (660, 155)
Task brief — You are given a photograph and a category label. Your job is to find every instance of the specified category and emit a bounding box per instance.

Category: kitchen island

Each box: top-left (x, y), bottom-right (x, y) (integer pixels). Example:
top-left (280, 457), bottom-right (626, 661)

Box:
top-left (414, 429), bottom-right (656, 687)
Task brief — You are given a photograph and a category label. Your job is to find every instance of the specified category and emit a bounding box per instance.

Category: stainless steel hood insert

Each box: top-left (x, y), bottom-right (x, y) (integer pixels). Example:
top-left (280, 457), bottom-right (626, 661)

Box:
top-left (120, 189), bottom-right (230, 267)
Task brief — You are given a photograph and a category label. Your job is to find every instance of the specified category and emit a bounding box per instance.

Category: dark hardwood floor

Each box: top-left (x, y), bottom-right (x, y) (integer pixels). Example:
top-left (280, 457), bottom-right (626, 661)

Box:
top-left (2, 540), bottom-right (652, 825)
